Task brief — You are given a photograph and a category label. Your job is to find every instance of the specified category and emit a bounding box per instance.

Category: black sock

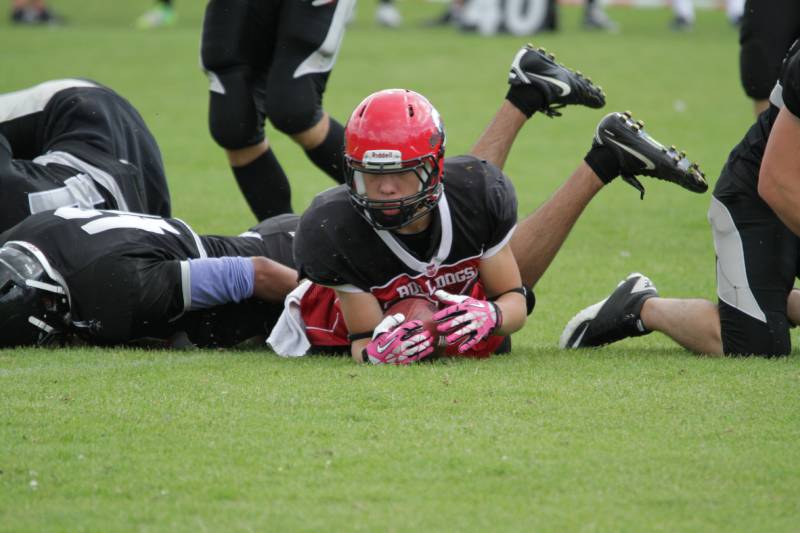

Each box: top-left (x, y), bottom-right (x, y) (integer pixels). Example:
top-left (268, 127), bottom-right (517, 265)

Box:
top-left (505, 86), bottom-right (546, 118)
top-left (305, 118), bottom-right (345, 184)
top-left (232, 148), bottom-right (293, 221)
top-left (584, 144), bottom-right (620, 184)
top-left (544, 0), bottom-right (559, 30)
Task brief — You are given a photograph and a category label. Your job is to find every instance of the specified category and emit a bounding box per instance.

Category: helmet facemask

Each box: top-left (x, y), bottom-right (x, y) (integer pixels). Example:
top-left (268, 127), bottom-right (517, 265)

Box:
top-left (343, 89), bottom-right (447, 231)
top-left (346, 150), bottom-right (443, 231)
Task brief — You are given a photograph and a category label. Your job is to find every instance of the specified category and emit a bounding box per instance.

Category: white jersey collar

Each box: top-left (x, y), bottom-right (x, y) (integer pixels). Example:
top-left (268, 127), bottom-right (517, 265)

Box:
top-left (374, 192), bottom-right (453, 274)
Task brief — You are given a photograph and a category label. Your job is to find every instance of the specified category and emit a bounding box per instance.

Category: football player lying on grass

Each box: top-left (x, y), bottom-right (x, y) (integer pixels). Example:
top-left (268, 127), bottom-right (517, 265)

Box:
top-left (0, 209), bottom-right (299, 348)
top-left (0, 79), bottom-right (172, 233)
top-left (0, 47), bottom-right (706, 354)
top-left (272, 45), bottom-right (707, 364)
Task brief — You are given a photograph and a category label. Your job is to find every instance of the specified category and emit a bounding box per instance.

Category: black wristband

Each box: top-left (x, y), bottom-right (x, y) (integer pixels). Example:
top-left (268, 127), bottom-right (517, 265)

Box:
top-left (505, 85), bottom-right (545, 119)
top-left (490, 286), bottom-right (536, 316)
top-left (348, 330), bottom-right (374, 342)
top-left (490, 301), bottom-right (504, 334)
top-left (584, 144), bottom-right (620, 184)
top-left (524, 286), bottom-right (536, 316)
top-left (491, 286), bottom-right (527, 300)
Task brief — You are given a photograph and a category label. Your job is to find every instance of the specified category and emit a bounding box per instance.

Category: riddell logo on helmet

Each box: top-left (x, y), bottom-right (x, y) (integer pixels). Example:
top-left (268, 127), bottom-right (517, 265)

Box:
top-left (363, 150), bottom-right (402, 166)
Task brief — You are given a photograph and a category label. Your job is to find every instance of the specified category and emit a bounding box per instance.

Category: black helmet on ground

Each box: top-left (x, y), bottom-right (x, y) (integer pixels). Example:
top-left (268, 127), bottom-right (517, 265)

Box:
top-left (0, 243), bottom-right (69, 347)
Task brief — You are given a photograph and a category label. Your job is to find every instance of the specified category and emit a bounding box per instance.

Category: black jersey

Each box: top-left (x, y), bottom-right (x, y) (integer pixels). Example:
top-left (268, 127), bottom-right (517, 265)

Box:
top-left (716, 40), bottom-right (800, 198)
top-left (296, 155), bottom-right (517, 298)
top-left (0, 208), bottom-right (299, 346)
top-left (0, 80), bottom-right (171, 232)
top-left (293, 156), bottom-right (517, 355)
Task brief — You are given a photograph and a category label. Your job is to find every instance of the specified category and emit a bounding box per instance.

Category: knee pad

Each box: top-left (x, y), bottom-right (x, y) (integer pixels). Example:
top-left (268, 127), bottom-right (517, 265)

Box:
top-left (206, 68), bottom-right (264, 150)
top-left (264, 79), bottom-right (324, 135)
top-left (719, 301), bottom-right (791, 357)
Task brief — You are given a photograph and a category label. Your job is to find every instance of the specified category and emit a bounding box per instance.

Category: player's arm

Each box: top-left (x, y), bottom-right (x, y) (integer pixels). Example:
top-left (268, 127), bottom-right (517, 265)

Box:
top-left (758, 106), bottom-right (800, 236)
top-left (336, 290), bottom-right (384, 362)
top-left (477, 243), bottom-right (527, 335)
top-left (252, 257), bottom-right (299, 302)
top-left (187, 256), bottom-right (298, 309)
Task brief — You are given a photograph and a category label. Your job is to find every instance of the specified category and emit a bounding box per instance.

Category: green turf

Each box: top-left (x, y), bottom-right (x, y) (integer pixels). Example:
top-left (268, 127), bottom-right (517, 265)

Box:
top-left (1, 1), bottom-right (799, 530)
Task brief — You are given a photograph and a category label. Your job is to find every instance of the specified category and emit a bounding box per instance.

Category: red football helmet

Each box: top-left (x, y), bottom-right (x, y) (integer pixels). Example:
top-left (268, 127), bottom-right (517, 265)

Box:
top-left (344, 89), bottom-right (446, 230)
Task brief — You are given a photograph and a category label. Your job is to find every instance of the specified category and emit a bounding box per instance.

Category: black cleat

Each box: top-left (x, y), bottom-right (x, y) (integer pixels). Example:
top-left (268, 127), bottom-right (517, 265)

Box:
top-left (559, 273), bottom-right (658, 349)
top-left (508, 44), bottom-right (606, 117)
top-left (594, 111), bottom-right (708, 197)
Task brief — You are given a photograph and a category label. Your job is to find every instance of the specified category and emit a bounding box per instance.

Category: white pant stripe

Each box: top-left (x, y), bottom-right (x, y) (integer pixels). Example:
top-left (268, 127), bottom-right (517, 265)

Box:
top-left (293, 0), bottom-right (356, 79)
top-left (0, 79), bottom-right (98, 123)
top-left (708, 195), bottom-right (767, 323)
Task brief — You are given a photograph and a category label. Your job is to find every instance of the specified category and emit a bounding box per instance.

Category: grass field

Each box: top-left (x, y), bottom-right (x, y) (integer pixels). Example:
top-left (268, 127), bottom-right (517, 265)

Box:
top-left (2, 1), bottom-right (800, 530)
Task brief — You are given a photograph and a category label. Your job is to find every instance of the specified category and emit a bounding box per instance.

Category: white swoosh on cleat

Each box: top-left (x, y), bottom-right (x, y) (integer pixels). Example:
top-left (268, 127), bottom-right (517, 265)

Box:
top-left (608, 138), bottom-right (656, 170)
top-left (571, 323), bottom-right (589, 348)
top-left (528, 73), bottom-right (571, 97)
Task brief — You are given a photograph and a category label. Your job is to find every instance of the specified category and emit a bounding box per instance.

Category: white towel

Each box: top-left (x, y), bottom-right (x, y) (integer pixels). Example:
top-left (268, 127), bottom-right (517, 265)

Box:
top-left (267, 280), bottom-right (313, 357)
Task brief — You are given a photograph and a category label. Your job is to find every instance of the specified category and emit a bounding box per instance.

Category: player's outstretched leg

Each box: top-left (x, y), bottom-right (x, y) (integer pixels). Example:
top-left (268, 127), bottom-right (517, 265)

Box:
top-left (593, 111), bottom-right (708, 196)
top-left (507, 44), bottom-right (606, 117)
top-left (560, 273), bottom-right (659, 349)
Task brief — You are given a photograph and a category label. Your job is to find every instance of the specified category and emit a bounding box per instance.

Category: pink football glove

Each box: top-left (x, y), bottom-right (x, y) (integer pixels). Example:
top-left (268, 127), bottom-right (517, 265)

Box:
top-left (433, 290), bottom-right (503, 353)
top-left (364, 313), bottom-right (434, 365)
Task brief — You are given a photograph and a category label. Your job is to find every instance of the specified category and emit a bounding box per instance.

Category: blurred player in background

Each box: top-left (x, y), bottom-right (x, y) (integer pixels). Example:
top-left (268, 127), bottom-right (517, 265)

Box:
top-left (561, 41), bottom-right (800, 358)
top-left (135, 0), bottom-right (176, 29)
top-left (0, 79), bottom-right (171, 232)
top-left (376, 0), bottom-right (401, 28)
top-left (739, 0), bottom-right (800, 115)
top-left (446, 0), bottom-right (616, 33)
top-left (10, 0), bottom-right (62, 24)
top-left (200, 0), bottom-right (355, 222)
top-left (276, 45), bottom-right (706, 364)
top-left (670, 0), bottom-right (743, 30)
top-left (582, 0), bottom-right (617, 31)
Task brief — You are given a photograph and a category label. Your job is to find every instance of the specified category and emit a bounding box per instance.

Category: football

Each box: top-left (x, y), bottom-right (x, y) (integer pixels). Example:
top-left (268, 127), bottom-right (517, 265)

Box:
top-left (384, 297), bottom-right (444, 356)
